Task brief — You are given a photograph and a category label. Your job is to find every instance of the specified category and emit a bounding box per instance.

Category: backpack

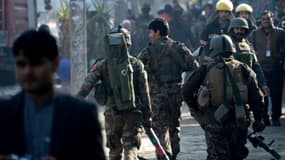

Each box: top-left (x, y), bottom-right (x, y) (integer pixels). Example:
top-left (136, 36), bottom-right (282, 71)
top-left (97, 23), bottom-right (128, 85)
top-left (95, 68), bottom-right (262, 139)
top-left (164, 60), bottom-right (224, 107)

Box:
top-left (104, 32), bottom-right (136, 111)
top-left (198, 59), bottom-right (248, 108)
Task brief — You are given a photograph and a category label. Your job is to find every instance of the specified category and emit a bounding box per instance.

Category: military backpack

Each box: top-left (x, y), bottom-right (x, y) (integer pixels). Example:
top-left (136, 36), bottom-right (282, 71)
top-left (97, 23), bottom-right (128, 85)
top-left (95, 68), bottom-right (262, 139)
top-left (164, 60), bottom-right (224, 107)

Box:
top-left (197, 59), bottom-right (248, 108)
top-left (104, 31), bottom-right (136, 111)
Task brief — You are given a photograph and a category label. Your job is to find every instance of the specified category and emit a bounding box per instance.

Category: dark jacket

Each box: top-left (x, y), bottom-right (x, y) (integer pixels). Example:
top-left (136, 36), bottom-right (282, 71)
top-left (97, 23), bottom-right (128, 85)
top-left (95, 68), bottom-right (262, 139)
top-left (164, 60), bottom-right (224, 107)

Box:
top-left (0, 92), bottom-right (106, 160)
top-left (248, 26), bottom-right (285, 71)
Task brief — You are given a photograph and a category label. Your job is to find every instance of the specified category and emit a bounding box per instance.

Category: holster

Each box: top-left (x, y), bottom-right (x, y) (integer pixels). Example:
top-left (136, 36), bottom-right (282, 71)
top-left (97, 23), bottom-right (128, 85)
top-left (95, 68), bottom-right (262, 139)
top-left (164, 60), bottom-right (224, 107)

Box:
top-left (235, 104), bottom-right (247, 128)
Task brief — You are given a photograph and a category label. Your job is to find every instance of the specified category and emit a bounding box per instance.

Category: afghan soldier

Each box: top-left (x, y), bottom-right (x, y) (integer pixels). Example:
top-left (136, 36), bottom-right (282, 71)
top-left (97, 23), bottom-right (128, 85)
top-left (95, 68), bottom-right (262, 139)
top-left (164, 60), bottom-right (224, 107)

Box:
top-left (183, 34), bottom-right (265, 160)
top-left (228, 17), bottom-right (269, 101)
top-left (77, 27), bottom-right (152, 160)
top-left (235, 3), bottom-right (257, 34)
top-left (138, 17), bottom-right (197, 160)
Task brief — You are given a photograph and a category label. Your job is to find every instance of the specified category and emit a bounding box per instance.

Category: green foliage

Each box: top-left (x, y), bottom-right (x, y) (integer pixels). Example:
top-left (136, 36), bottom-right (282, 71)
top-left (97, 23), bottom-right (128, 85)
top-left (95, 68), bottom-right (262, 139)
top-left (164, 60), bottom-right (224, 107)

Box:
top-left (87, 0), bottom-right (113, 60)
top-left (55, 0), bottom-right (71, 58)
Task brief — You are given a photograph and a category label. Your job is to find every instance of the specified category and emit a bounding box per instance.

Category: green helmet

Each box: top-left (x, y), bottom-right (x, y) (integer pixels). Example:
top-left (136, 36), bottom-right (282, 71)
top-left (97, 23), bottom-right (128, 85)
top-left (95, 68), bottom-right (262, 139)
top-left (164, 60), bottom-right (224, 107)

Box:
top-left (228, 17), bottom-right (249, 32)
top-left (209, 34), bottom-right (236, 58)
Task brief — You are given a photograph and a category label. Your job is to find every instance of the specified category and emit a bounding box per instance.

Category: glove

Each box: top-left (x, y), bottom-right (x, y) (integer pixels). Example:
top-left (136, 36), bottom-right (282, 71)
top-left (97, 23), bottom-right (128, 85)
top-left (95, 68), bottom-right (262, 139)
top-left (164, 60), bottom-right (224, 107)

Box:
top-left (143, 117), bottom-right (152, 129)
top-left (252, 121), bottom-right (265, 132)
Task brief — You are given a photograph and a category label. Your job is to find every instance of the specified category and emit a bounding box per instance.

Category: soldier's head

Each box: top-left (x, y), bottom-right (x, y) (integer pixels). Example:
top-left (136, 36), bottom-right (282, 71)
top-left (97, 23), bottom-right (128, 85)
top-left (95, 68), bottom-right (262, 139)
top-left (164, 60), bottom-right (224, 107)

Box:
top-left (209, 34), bottom-right (236, 58)
top-left (38, 24), bottom-right (51, 33)
top-left (235, 3), bottom-right (253, 20)
top-left (228, 17), bottom-right (249, 41)
top-left (120, 19), bottom-right (132, 33)
top-left (216, 0), bottom-right (233, 22)
top-left (261, 10), bottom-right (274, 29)
top-left (148, 17), bottom-right (169, 43)
top-left (141, 3), bottom-right (151, 15)
top-left (203, 3), bottom-right (214, 17)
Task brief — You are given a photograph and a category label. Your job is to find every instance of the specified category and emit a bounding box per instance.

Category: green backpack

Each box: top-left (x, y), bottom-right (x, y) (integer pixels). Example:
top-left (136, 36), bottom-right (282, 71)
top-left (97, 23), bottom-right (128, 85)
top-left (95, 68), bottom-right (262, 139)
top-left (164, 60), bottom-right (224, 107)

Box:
top-left (104, 31), bottom-right (136, 111)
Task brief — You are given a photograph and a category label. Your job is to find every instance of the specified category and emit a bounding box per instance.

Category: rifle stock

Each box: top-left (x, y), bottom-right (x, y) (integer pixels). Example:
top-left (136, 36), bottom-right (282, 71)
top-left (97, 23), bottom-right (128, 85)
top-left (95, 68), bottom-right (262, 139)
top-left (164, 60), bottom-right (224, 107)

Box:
top-left (247, 129), bottom-right (282, 160)
top-left (145, 127), bottom-right (170, 160)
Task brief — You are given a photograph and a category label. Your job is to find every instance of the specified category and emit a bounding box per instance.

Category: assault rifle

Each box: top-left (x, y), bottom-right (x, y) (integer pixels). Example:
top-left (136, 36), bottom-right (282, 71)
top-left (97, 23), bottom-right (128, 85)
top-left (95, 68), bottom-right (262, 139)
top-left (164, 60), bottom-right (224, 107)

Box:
top-left (145, 127), bottom-right (170, 160)
top-left (247, 129), bottom-right (282, 160)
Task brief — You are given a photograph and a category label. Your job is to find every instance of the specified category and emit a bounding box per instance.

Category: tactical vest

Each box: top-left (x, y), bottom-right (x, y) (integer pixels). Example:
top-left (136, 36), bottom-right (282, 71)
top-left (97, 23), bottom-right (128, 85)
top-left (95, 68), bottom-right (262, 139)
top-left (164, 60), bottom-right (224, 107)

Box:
top-left (201, 59), bottom-right (248, 107)
top-left (148, 39), bottom-right (185, 83)
top-left (104, 32), bottom-right (136, 111)
top-left (233, 40), bottom-right (254, 67)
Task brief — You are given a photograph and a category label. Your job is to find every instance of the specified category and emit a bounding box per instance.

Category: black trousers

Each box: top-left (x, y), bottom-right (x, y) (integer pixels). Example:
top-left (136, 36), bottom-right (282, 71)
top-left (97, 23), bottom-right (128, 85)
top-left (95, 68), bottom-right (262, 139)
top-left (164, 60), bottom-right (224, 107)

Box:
top-left (264, 69), bottom-right (283, 120)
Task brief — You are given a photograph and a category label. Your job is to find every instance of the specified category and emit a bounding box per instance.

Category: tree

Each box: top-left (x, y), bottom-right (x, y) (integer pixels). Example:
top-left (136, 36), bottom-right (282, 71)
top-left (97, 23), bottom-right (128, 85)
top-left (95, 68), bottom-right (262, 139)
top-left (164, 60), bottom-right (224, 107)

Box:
top-left (87, 0), bottom-right (113, 61)
top-left (56, 0), bottom-right (71, 58)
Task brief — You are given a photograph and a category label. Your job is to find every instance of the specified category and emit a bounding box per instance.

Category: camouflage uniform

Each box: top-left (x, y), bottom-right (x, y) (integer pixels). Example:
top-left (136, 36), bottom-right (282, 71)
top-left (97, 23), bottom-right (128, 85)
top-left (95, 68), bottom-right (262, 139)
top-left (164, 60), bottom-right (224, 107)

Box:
top-left (77, 56), bottom-right (151, 160)
top-left (138, 37), bottom-right (197, 159)
top-left (183, 35), bottom-right (264, 160)
top-left (228, 17), bottom-right (267, 87)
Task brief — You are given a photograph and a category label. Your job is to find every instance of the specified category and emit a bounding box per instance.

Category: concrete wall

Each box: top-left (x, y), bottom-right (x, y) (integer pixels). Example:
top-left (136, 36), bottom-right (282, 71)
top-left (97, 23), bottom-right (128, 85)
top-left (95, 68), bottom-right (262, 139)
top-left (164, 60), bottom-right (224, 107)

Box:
top-left (6, 0), bottom-right (28, 47)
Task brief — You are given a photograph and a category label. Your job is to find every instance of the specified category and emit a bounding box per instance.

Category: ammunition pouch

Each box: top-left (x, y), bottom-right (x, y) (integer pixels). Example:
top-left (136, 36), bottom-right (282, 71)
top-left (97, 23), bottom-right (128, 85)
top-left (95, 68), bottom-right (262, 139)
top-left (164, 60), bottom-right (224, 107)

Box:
top-left (214, 103), bottom-right (232, 124)
top-left (197, 85), bottom-right (210, 110)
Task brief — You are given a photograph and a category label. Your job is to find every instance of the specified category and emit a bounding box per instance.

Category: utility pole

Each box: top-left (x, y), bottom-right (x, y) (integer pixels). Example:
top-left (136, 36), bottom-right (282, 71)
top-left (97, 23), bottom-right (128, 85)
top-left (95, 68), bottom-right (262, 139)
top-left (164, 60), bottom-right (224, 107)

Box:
top-left (28, 0), bottom-right (37, 28)
top-left (70, 0), bottom-right (87, 94)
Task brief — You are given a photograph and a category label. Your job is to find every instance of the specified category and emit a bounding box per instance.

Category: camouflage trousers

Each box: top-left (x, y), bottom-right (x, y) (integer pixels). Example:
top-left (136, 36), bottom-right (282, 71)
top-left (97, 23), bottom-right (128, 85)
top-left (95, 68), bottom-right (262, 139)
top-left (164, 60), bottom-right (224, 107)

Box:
top-left (194, 109), bottom-right (249, 160)
top-left (104, 106), bottom-right (144, 160)
top-left (151, 84), bottom-right (183, 159)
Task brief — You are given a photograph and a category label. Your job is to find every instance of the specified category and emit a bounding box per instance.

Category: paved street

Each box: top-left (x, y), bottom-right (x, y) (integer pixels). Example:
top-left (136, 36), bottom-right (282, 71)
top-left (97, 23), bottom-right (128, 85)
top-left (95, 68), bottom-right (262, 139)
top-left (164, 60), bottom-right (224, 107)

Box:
top-left (98, 105), bottom-right (285, 160)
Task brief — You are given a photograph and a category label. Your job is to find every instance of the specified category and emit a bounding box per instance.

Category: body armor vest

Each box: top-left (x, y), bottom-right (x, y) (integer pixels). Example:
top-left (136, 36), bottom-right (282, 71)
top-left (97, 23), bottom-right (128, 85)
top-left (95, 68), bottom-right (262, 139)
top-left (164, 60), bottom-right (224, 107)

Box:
top-left (233, 40), bottom-right (254, 67)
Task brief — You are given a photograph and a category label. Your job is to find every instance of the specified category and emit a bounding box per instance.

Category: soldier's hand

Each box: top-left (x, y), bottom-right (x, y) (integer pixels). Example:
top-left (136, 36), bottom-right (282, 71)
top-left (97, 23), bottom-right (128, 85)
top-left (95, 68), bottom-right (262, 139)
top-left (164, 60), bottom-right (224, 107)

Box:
top-left (262, 86), bottom-right (270, 96)
top-left (144, 117), bottom-right (152, 128)
top-left (253, 121), bottom-right (265, 132)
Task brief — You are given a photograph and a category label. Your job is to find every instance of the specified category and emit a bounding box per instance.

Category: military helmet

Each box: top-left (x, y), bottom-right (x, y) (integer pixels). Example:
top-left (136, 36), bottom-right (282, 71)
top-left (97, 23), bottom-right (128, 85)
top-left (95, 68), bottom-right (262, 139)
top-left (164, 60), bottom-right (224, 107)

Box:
top-left (228, 17), bottom-right (249, 32)
top-left (236, 3), bottom-right (253, 13)
top-left (216, 0), bottom-right (233, 12)
top-left (209, 34), bottom-right (236, 58)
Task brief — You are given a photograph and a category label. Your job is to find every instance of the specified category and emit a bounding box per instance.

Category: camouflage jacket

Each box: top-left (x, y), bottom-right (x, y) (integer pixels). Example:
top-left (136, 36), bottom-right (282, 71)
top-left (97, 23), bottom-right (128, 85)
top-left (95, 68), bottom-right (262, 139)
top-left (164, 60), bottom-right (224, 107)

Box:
top-left (77, 56), bottom-right (151, 118)
top-left (138, 37), bottom-right (198, 93)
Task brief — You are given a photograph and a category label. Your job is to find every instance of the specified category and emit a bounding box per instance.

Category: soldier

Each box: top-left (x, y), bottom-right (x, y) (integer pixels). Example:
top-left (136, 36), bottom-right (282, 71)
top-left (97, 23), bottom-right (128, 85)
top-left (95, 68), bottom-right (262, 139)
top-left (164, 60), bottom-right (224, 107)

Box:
top-left (183, 34), bottom-right (265, 160)
top-left (228, 17), bottom-right (269, 99)
top-left (199, 0), bottom-right (234, 63)
top-left (138, 17), bottom-right (197, 160)
top-left (235, 3), bottom-right (257, 34)
top-left (77, 27), bottom-right (152, 160)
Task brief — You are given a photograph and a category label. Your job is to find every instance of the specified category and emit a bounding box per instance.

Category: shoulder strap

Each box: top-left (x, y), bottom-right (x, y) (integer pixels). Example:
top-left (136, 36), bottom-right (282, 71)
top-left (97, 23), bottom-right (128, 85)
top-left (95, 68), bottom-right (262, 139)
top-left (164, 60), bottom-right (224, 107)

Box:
top-left (222, 60), bottom-right (243, 106)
